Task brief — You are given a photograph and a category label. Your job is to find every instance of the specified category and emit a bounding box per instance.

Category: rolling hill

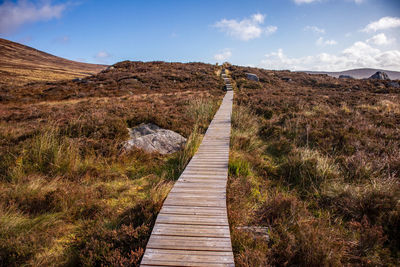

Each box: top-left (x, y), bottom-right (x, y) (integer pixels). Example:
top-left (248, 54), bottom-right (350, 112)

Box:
top-left (0, 38), bottom-right (106, 85)
top-left (303, 68), bottom-right (400, 79)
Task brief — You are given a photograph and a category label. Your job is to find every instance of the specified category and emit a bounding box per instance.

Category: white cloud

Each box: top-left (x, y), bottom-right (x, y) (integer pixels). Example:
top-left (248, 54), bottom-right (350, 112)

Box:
top-left (367, 33), bottom-right (394, 45)
top-left (260, 41), bottom-right (400, 71)
top-left (0, 0), bottom-right (67, 34)
top-left (214, 49), bottom-right (232, 62)
top-left (214, 13), bottom-right (277, 41)
top-left (295, 0), bottom-right (363, 4)
top-left (304, 25), bottom-right (325, 34)
top-left (95, 51), bottom-right (111, 63)
top-left (266, 25), bottom-right (278, 35)
top-left (316, 37), bottom-right (337, 46)
top-left (252, 13), bottom-right (265, 24)
top-left (96, 51), bottom-right (110, 58)
top-left (362, 16), bottom-right (400, 33)
top-left (293, 0), bottom-right (319, 4)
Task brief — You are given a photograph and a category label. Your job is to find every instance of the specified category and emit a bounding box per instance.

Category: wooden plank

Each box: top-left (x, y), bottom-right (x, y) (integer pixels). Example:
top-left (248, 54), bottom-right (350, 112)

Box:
top-left (156, 214), bottom-right (228, 226)
top-left (152, 224), bottom-right (230, 238)
top-left (160, 206), bottom-right (227, 215)
top-left (177, 178), bottom-right (227, 184)
top-left (146, 236), bottom-right (233, 251)
top-left (169, 193), bottom-right (226, 199)
top-left (170, 188), bottom-right (226, 194)
top-left (142, 250), bottom-right (234, 266)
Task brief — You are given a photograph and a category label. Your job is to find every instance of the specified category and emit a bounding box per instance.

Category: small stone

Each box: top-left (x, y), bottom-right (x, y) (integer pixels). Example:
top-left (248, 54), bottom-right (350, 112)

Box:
top-left (246, 73), bottom-right (259, 82)
top-left (236, 226), bottom-right (269, 241)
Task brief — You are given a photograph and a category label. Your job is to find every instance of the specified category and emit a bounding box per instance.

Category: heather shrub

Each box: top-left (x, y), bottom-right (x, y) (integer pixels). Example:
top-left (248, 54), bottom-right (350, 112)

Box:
top-left (117, 199), bottom-right (162, 228)
top-left (64, 115), bottom-right (129, 140)
top-left (255, 192), bottom-right (345, 266)
top-left (70, 223), bottom-right (148, 267)
top-left (231, 229), bottom-right (268, 267)
top-left (257, 192), bottom-right (304, 226)
top-left (348, 216), bottom-right (393, 265)
top-left (320, 179), bottom-right (400, 255)
top-left (265, 137), bottom-right (294, 158)
top-left (267, 219), bottom-right (345, 266)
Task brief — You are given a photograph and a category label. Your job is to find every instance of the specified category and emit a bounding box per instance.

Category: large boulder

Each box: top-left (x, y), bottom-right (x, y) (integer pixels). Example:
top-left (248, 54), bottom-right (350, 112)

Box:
top-left (246, 73), bottom-right (259, 82)
top-left (124, 123), bottom-right (186, 154)
top-left (369, 71), bottom-right (390, 80)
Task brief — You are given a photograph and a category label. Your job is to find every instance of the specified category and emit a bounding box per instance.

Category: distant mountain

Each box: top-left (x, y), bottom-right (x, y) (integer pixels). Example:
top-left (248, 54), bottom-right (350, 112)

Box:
top-left (302, 68), bottom-right (400, 80)
top-left (0, 38), bottom-right (106, 86)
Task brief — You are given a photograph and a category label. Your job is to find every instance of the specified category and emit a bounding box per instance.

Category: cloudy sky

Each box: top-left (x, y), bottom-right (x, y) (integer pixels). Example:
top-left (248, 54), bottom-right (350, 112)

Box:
top-left (1, 0), bottom-right (400, 71)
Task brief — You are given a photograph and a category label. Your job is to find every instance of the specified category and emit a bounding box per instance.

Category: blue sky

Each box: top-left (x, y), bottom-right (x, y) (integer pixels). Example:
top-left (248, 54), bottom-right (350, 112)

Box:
top-left (1, 0), bottom-right (400, 71)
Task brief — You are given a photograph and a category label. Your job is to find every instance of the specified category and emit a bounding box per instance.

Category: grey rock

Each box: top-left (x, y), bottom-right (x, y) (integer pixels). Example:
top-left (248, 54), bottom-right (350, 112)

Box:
top-left (236, 226), bottom-right (269, 241)
top-left (369, 71), bottom-right (390, 80)
top-left (339, 75), bottom-right (354, 79)
top-left (124, 123), bottom-right (186, 154)
top-left (282, 77), bottom-right (292, 82)
top-left (389, 81), bottom-right (400, 88)
top-left (246, 73), bottom-right (259, 82)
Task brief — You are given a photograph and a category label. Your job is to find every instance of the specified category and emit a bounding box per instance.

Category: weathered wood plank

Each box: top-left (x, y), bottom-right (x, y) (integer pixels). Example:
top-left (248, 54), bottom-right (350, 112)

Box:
top-left (152, 224), bottom-right (230, 238)
top-left (160, 206), bottom-right (227, 215)
top-left (146, 236), bottom-right (233, 251)
top-left (156, 214), bottom-right (229, 225)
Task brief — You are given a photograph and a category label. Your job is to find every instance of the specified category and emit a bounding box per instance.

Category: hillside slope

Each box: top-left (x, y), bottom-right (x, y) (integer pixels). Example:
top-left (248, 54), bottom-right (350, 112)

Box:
top-left (0, 38), bottom-right (106, 85)
top-left (304, 68), bottom-right (400, 79)
top-left (0, 60), bottom-right (224, 266)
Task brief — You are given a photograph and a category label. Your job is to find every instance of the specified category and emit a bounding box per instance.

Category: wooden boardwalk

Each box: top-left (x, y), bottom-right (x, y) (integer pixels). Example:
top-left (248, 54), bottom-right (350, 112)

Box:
top-left (141, 75), bottom-right (234, 266)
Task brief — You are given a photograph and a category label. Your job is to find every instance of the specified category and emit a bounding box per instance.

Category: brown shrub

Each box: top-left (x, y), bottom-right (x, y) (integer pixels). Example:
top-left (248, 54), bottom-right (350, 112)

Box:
top-left (70, 224), bottom-right (148, 267)
top-left (256, 192), bottom-right (304, 226)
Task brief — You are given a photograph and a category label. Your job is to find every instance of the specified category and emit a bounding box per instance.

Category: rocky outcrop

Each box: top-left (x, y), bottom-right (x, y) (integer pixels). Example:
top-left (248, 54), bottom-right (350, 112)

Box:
top-left (339, 75), bottom-right (354, 79)
top-left (369, 71), bottom-right (390, 80)
top-left (124, 123), bottom-right (186, 154)
top-left (246, 73), bottom-right (259, 82)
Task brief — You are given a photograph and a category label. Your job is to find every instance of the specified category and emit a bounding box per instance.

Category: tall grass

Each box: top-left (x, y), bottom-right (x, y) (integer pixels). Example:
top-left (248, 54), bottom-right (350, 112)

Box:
top-left (9, 128), bottom-right (81, 182)
top-left (186, 97), bottom-right (220, 131)
top-left (165, 98), bottom-right (220, 180)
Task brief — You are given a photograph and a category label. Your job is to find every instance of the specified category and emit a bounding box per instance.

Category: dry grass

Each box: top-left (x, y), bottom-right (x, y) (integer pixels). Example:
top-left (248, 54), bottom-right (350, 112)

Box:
top-left (0, 38), bottom-right (105, 86)
top-left (0, 61), bottom-right (223, 266)
top-left (228, 65), bottom-right (400, 266)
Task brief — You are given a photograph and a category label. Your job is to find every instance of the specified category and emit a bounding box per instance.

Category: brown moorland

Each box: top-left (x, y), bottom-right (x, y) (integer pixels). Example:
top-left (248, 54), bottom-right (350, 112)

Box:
top-left (1, 39), bottom-right (399, 266)
top-left (226, 64), bottom-right (400, 266)
top-left (0, 38), bottom-right (106, 86)
top-left (0, 59), bottom-right (224, 266)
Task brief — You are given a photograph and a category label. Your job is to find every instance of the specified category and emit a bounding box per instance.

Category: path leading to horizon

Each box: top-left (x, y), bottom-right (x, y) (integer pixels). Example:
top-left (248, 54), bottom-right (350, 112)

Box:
top-left (141, 72), bottom-right (234, 266)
